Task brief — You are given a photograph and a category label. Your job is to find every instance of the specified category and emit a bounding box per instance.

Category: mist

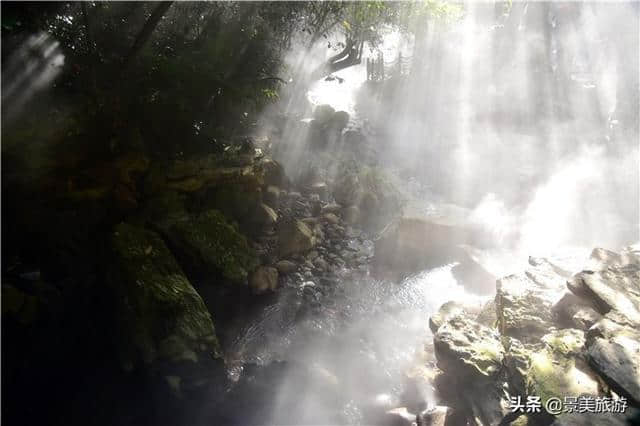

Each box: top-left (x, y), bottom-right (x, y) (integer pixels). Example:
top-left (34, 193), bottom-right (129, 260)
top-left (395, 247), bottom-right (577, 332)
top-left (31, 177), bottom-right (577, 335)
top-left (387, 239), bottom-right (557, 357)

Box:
top-left (244, 1), bottom-right (639, 423)
top-left (2, 2), bottom-right (638, 425)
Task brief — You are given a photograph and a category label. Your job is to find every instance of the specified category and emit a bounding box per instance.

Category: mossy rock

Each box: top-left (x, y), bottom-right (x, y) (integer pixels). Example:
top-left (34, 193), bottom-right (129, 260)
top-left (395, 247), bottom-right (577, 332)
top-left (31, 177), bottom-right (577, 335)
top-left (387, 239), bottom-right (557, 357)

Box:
top-left (110, 223), bottom-right (221, 371)
top-left (434, 315), bottom-right (505, 382)
top-left (526, 329), bottom-right (598, 407)
top-left (167, 210), bottom-right (258, 285)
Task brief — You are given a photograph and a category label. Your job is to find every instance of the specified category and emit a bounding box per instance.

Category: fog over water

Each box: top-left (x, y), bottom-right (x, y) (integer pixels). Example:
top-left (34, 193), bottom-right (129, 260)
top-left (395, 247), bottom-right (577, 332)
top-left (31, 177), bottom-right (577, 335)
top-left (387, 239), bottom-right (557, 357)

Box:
top-left (238, 2), bottom-right (640, 423)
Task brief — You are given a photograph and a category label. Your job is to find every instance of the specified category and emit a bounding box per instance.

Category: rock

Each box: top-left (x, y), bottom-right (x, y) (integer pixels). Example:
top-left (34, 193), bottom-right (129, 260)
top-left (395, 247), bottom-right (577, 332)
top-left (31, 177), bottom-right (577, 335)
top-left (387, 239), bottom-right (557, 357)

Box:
top-left (166, 156), bottom-right (263, 193)
top-left (495, 271), bottom-right (564, 343)
top-left (275, 260), bottom-right (297, 275)
top-left (109, 223), bottom-right (220, 370)
top-left (333, 172), bottom-right (362, 207)
top-left (589, 247), bottom-right (640, 269)
top-left (502, 337), bottom-right (531, 398)
top-left (323, 212), bottom-right (340, 225)
top-left (552, 292), bottom-right (602, 330)
top-left (429, 302), bottom-right (466, 333)
top-left (416, 406), bottom-right (455, 426)
top-left (249, 266), bottom-right (279, 294)
top-left (567, 264), bottom-right (640, 325)
top-left (257, 157), bottom-right (286, 187)
top-left (321, 203), bottom-right (342, 214)
top-left (527, 329), bottom-right (599, 408)
top-left (313, 257), bottom-right (329, 272)
top-left (255, 203), bottom-right (278, 226)
top-left (552, 407), bottom-right (640, 426)
top-left (586, 317), bottom-right (640, 405)
top-left (434, 315), bottom-right (504, 382)
top-left (330, 111), bottom-right (350, 131)
top-left (342, 205), bottom-right (360, 225)
top-left (264, 185), bottom-right (280, 207)
top-left (167, 210), bottom-right (258, 284)
top-left (278, 219), bottom-right (316, 257)
top-left (382, 407), bottom-right (416, 426)
top-left (313, 104), bottom-right (336, 124)
top-left (309, 182), bottom-right (329, 200)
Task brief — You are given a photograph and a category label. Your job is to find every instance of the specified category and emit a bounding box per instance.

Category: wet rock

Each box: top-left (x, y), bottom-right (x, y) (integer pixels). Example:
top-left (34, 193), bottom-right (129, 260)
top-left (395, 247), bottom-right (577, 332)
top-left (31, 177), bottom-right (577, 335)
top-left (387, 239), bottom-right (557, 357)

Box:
top-left (551, 407), bottom-right (640, 426)
top-left (257, 157), bottom-right (286, 187)
top-left (249, 266), bottom-right (279, 294)
top-left (109, 223), bottom-right (220, 370)
top-left (278, 219), bottom-right (316, 257)
top-left (342, 205), bottom-right (361, 225)
top-left (382, 407), bottom-right (416, 426)
top-left (374, 218), bottom-right (467, 276)
top-left (567, 264), bottom-right (640, 324)
top-left (552, 292), bottom-right (601, 330)
top-left (264, 185), bottom-right (280, 207)
top-left (502, 337), bottom-right (531, 398)
top-left (589, 247), bottom-right (640, 269)
top-left (434, 315), bottom-right (504, 382)
top-left (167, 210), bottom-right (258, 284)
top-left (527, 329), bottom-right (599, 408)
top-left (254, 203), bottom-right (278, 226)
top-left (321, 203), bottom-right (342, 214)
top-left (416, 406), bottom-right (455, 426)
top-left (275, 260), bottom-right (297, 275)
top-left (313, 104), bottom-right (336, 124)
top-left (309, 182), bottom-right (329, 200)
top-left (495, 271), bottom-right (564, 343)
top-left (586, 317), bottom-right (640, 405)
top-left (323, 212), bottom-right (340, 225)
top-left (330, 110), bottom-right (350, 131)
top-left (429, 301), bottom-right (466, 333)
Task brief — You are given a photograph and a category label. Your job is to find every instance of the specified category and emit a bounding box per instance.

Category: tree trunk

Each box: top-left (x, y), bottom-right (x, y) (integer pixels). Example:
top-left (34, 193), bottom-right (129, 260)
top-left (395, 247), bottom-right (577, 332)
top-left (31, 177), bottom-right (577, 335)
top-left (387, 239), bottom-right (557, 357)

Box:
top-left (310, 38), bottom-right (363, 81)
top-left (121, 1), bottom-right (174, 70)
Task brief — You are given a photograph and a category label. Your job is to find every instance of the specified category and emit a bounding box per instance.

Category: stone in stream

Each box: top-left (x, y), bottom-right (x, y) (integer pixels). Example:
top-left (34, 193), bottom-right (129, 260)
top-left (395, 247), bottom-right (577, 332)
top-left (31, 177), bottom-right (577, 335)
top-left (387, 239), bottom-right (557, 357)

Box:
top-left (416, 405), bottom-right (460, 426)
top-left (249, 266), bottom-right (279, 294)
top-left (274, 260), bottom-right (297, 274)
top-left (434, 315), bottom-right (504, 382)
top-left (263, 185), bottom-right (280, 208)
top-left (277, 219), bottom-right (315, 257)
top-left (254, 203), bottom-right (278, 226)
top-left (429, 301), bottom-right (466, 334)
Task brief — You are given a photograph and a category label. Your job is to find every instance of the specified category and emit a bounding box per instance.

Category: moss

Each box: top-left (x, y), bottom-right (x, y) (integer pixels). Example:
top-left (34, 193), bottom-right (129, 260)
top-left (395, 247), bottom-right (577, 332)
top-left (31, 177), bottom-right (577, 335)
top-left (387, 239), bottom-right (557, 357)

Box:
top-left (168, 210), bottom-right (258, 284)
top-left (526, 330), bottom-right (597, 406)
top-left (110, 223), bottom-right (221, 370)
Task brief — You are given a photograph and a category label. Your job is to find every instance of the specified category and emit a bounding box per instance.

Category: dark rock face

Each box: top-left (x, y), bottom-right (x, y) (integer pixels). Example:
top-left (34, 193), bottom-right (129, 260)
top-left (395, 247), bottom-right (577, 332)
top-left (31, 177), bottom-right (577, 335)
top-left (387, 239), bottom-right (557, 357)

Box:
top-left (430, 247), bottom-right (640, 425)
top-left (587, 318), bottom-right (640, 406)
top-left (167, 210), bottom-right (259, 285)
top-left (109, 223), bottom-right (221, 371)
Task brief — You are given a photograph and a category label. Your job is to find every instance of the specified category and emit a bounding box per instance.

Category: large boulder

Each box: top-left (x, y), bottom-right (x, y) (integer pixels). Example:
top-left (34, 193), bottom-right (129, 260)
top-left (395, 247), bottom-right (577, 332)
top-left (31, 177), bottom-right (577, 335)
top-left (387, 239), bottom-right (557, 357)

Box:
top-left (433, 313), bottom-right (513, 426)
top-left (249, 266), bottom-right (279, 294)
top-left (278, 219), bottom-right (316, 257)
top-left (586, 317), bottom-right (640, 405)
top-left (567, 264), bottom-right (640, 325)
top-left (495, 267), bottom-right (567, 343)
top-left (434, 315), bottom-right (504, 382)
top-left (109, 223), bottom-right (221, 371)
top-left (166, 210), bottom-right (258, 285)
top-left (526, 329), bottom-right (599, 407)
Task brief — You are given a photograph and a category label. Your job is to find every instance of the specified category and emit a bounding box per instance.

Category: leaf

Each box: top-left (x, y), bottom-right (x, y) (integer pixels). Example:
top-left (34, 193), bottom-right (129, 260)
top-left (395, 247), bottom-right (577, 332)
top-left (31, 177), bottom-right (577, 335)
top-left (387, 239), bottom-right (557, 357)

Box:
top-left (342, 20), bottom-right (352, 32)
